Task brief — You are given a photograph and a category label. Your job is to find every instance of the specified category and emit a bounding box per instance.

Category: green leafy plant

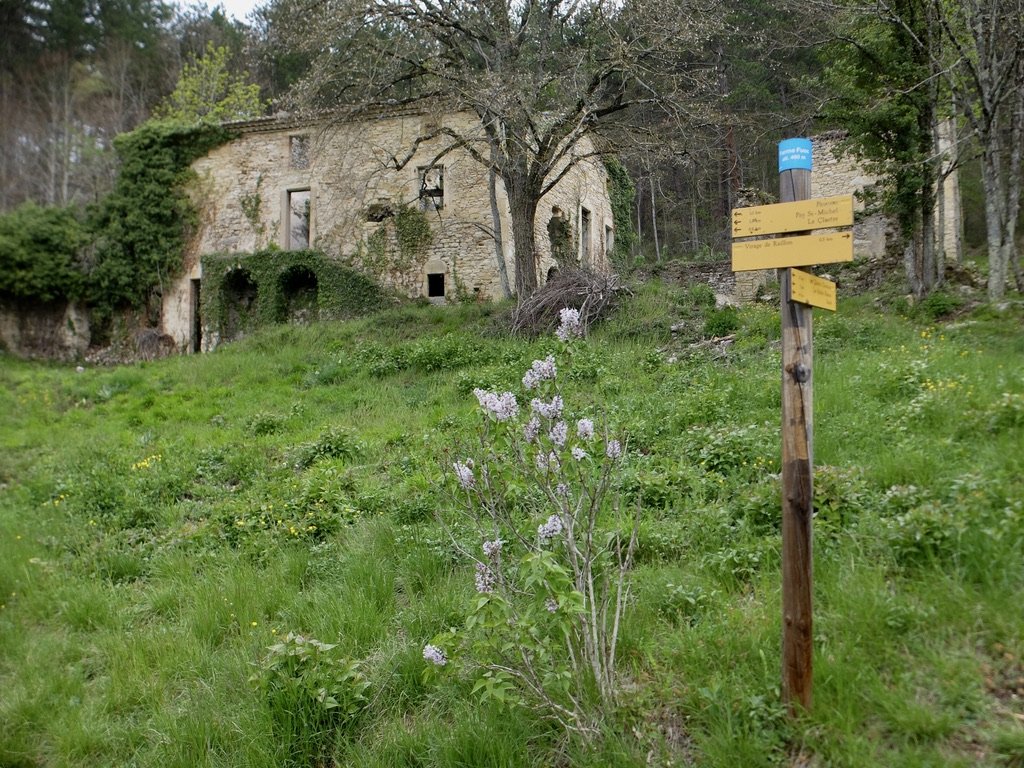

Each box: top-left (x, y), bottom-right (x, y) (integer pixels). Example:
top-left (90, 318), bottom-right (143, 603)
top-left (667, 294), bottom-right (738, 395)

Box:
top-left (255, 632), bottom-right (370, 765)
top-left (0, 203), bottom-right (87, 303)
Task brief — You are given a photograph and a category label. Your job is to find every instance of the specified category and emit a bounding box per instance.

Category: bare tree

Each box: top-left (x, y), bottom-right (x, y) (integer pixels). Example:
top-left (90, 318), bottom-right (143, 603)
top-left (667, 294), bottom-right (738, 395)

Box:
top-left (279, 0), bottom-right (720, 298)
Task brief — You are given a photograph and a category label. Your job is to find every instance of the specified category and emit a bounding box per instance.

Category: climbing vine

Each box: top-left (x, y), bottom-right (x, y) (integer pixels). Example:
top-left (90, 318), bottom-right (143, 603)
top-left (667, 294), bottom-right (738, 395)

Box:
top-left (348, 204), bottom-right (433, 283)
top-left (603, 157), bottom-right (637, 264)
top-left (87, 119), bottom-right (234, 332)
top-left (201, 249), bottom-right (390, 341)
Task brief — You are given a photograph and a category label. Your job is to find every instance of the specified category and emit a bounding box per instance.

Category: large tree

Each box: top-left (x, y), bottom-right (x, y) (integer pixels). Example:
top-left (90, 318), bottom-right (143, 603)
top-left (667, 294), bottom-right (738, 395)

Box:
top-left (278, 0), bottom-right (718, 298)
top-left (821, 0), bottom-right (1023, 299)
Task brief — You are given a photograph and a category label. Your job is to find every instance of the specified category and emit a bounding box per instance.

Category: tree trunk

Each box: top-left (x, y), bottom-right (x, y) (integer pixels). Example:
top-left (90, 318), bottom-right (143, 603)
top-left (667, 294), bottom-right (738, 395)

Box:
top-left (506, 174), bottom-right (539, 299)
top-left (488, 144), bottom-right (512, 299)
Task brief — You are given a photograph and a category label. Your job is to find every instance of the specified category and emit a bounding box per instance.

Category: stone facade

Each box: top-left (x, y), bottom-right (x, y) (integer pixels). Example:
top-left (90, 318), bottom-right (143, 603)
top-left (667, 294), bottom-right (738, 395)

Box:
top-left (165, 109), bottom-right (615, 351)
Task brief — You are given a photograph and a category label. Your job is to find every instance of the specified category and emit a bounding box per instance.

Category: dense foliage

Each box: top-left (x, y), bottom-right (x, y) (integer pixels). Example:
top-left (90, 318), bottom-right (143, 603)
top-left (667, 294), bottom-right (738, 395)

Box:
top-left (87, 120), bottom-right (233, 325)
top-left (201, 249), bottom-right (391, 340)
top-left (0, 203), bottom-right (87, 302)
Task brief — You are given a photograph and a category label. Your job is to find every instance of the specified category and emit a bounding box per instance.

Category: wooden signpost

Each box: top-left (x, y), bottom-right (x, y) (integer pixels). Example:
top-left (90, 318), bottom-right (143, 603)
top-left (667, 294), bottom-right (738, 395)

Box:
top-left (730, 138), bottom-right (854, 715)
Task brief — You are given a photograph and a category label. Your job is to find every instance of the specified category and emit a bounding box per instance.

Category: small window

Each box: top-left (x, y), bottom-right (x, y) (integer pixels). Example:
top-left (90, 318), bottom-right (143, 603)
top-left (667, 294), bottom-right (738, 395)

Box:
top-left (605, 225), bottom-right (614, 257)
top-left (427, 272), bottom-right (445, 298)
top-left (290, 135), bottom-right (310, 169)
top-left (419, 166), bottom-right (444, 211)
top-left (287, 189), bottom-right (311, 250)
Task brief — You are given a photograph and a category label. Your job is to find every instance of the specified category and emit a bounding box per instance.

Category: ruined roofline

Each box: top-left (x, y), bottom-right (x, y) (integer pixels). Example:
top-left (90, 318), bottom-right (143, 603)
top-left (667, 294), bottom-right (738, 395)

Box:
top-left (222, 103), bottom-right (457, 135)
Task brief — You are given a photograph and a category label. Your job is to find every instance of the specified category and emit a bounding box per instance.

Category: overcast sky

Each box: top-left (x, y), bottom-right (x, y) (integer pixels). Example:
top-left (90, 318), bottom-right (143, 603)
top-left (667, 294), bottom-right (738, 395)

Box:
top-left (194, 0), bottom-right (266, 23)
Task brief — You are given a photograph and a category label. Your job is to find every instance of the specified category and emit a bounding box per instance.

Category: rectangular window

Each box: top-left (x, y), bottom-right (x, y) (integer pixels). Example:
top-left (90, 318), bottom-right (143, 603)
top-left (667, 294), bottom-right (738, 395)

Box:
top-left (287, 189), bottom-right (311, 250)
top-left (419, 166), bottom-right (444, 211)
top-left (605, 225), bottom-right (614, 257)
top-left (289, 135), bottom-right (310, 169)
top-left (427, 272), bottom-right (445, 298)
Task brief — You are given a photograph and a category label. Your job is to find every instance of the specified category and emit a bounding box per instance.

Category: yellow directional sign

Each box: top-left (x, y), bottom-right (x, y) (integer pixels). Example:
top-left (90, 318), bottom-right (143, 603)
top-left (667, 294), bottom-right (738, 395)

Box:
top-left (732, 195), bottom-right (854, 238)
top-left (790, 268), bottom-right (837, 311)
top-left (731, 231), bottom-right (854, 272)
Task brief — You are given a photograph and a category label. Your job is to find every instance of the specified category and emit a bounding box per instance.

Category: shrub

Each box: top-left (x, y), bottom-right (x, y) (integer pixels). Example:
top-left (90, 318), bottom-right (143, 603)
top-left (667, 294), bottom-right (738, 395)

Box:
top-left (426, 310), bottom-right (640, 737)
top-left (0, 203), bottom-right (87, 303)
top-left (255, 632), bottom-right (370, 765)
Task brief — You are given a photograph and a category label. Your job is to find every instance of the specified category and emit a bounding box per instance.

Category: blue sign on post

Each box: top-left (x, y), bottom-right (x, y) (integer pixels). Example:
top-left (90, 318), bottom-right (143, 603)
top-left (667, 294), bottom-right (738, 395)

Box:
top-left (779, 138), bottom-right (813, 172)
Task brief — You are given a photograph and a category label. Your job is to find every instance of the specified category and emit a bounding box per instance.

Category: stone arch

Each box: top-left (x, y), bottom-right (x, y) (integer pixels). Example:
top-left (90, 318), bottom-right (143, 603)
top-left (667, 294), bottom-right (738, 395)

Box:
top-left (546, 266), bottom-right (559, 283)
top-left (222, 267), bottom-right (258, 340)
top-left (277, 265), bottom-right (319, 324)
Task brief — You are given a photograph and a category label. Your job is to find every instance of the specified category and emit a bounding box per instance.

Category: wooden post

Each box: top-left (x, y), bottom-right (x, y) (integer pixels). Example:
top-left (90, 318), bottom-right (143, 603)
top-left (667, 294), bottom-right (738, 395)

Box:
top-left (779, 161), bottom-right (814, 714)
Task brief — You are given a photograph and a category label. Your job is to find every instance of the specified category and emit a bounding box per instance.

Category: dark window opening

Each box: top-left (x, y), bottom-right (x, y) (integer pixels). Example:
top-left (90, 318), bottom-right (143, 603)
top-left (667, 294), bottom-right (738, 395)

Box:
top-left (427, 272), bottom-right (445, 297)
top-left (288, 189), bottom-right (310, 249)
top-left (419, 166), bottom-right (444, 211)
top-left (277, 266), bottom-right (319, 324)
top-left (190, 278), bottom-right (202, 353)
top-left (365, 201), bottom-right (393, 222)
top-left (290, 135), bottom-right (310, 169)
top-left (222, 268), bottom-right (258, 341)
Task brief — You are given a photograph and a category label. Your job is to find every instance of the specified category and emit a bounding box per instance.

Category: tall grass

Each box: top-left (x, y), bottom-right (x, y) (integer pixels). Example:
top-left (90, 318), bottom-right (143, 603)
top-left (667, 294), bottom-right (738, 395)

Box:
top-left (1, 289), bottom-right (1022, 766)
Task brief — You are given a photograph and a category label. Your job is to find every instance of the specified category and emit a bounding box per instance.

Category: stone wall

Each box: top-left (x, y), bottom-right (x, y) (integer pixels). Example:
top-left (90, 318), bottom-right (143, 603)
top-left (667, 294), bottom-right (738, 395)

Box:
top-left (811, 132), bottom-right (891, 261)
top-left (172, 110), bottom-right (614, 350)
top-left (0, 298), bottom-right (90, 360)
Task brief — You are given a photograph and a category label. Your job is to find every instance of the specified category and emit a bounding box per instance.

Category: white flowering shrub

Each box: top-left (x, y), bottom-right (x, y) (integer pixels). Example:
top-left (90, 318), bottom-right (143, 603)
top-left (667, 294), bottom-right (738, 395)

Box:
top-left (426, 310), bottom-right (639, 736)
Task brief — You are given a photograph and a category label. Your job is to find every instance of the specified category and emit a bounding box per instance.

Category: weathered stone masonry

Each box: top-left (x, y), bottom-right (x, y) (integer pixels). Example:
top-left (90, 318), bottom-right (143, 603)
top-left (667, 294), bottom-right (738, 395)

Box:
top-left (163, 109), bottom-right (615, 350)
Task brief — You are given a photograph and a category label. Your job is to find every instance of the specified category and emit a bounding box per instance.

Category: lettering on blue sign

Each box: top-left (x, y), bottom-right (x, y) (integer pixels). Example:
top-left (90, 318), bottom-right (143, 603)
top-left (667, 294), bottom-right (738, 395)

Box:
top-left (779, 138), bottom-right (813, 172)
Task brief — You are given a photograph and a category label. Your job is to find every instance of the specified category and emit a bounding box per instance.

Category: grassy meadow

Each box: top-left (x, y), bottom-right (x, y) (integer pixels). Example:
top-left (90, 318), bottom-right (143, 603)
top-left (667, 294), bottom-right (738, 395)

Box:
top-left (1, 282), bottom-right (1022, 767)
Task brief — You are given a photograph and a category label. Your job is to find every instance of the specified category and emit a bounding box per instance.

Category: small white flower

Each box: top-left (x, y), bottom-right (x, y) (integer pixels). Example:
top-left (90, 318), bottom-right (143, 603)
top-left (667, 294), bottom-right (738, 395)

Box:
top-left (549, 421), bottom-right (568, 448)
top-left (453, 460), bottom-right (475, 490)
top-left (576, 418), bottom-right (594, 440)
top-left (606, 439), bottom-right (622, 460)
top-left (571, 446), bottom-right (587, 460)
top-left (423, 644), bottom-right (447, 666)
top-left (538, 514), bottom-right (563, 542)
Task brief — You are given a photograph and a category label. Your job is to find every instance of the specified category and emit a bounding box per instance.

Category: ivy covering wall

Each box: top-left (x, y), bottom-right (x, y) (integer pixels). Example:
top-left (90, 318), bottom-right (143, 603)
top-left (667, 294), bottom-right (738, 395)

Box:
top-left (201, 249), bottom-right (390, 340)
top-left (603, 157), bottom-right (637, 264)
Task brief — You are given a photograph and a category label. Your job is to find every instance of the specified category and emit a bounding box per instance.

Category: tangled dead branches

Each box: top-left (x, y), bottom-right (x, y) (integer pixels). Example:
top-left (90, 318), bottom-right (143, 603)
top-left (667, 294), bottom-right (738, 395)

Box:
top-left (509, 268), bottom-right (627, 337)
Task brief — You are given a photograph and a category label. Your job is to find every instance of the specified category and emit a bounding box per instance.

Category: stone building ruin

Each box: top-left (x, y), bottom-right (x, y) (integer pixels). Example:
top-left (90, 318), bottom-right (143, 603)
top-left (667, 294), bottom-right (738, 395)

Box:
top-left (162, 108), bottom-right (616, 351)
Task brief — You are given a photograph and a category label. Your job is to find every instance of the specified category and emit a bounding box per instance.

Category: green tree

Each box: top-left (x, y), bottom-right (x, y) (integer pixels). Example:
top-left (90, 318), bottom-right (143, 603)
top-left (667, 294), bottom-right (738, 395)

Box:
top-left (155, 42), bottom-right (265, 124)
top-left (820, 0), bottom-right (942, 297)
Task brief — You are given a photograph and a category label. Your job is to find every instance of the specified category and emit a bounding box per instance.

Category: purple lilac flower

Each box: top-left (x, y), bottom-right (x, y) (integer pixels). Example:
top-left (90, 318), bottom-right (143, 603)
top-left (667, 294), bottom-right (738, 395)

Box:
top-left (535, 451), bottom-right (549, 472)
top-left (523, 416), bottom-right (541, 442)
top-left (423, 644), bottom-right (447, 666)
top-left (545, 598), bottom-right (559, 613)
top-left (555, 307), bottom-right (583, 342)
top-left (576, 418), bottom-right (594, 440)
top-left (538, 514), bottom-right (563, 542)
top-left (531, 395), bottom-right (563, 420)
top-left (549, 421), bottom-right (568, 448)
top-left (522, 356), bottom-right (557, 390)
top-left (606, 439), bottom-right (622, 460)
top-left (453, 460), bottom-right (475, 490)
top-left (475, 562), bottom-right (496, 593)
top-left (555, 483), bottom-right (570, 497)
top-left (482, 539), bottom-right (503, 558)
top-left (473, 388), bottom-right (519, 421)
top-left (571, 446), bottom-right (587, 461)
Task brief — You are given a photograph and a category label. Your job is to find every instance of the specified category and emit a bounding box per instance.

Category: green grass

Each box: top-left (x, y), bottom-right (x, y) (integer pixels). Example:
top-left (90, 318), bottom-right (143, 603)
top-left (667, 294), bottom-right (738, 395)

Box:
top-left (1, 288), bottom-right (1022, 766)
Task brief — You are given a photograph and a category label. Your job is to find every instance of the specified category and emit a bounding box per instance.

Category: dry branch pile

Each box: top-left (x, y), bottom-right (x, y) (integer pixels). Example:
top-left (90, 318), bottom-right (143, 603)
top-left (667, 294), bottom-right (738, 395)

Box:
top-left (509, 268), bottom-right (627, 337)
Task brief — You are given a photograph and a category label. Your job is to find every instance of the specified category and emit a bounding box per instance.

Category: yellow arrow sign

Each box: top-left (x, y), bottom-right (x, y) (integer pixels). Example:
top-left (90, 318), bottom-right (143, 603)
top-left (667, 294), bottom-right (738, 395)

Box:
top-left (732, 195), bottom-right (854, 238)
top-left (790, 268), bottom-right (837, 311)
top-left (731, 231), bottom-right (854, 272)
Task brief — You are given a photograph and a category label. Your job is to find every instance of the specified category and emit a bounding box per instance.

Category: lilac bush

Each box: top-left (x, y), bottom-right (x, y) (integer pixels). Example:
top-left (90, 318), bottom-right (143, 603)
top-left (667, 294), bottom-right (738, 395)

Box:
top-left (428, 311), bottom-right (639, 736)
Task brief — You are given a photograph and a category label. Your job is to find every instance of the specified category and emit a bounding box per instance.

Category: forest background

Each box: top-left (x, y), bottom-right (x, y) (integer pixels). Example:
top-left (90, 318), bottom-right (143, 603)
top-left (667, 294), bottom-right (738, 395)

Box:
top-left (0, 0), bottom-right (1021, 308)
